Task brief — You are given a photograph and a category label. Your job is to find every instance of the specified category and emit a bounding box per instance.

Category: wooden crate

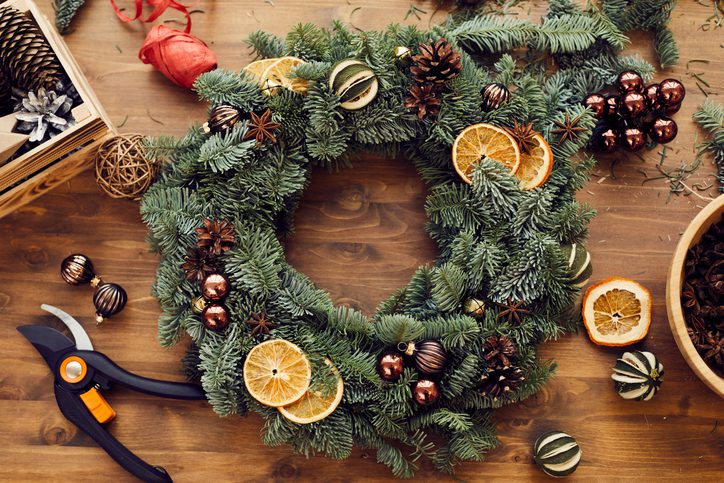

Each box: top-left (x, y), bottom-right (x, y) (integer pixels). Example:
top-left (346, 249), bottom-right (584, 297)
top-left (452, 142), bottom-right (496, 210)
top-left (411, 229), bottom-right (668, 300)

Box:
top-left (0, 0), bottom-right (114, 218)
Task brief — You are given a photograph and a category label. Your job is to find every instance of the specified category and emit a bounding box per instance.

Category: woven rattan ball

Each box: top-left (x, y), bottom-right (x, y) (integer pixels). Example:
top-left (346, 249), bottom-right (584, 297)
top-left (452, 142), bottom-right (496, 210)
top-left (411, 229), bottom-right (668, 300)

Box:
top-left (95, 134), bottom-right (157, 200)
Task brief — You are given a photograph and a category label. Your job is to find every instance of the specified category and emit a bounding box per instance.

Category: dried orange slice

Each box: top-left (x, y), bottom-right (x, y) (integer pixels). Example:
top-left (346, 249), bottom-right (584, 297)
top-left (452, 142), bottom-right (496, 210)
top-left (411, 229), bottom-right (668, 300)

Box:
top-left (243, 339), bottom-right (311, 407)
top-left (452, 123), bottom-right (521, 184)
top-left (515, 133), bottom-right (553, 190)
top-left (259, 56), bottom-right (308, 95)
top-left (242, 58), bottom-right (278, 82)
top-left (278, 358), bottom-right (344, 424)
top-left (582, 277), bottom-right (652, 346)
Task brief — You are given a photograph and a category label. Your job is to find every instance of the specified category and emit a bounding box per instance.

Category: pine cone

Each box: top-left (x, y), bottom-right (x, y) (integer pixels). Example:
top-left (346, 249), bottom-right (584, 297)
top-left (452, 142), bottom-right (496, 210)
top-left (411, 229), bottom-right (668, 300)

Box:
top-left (482, 335), bottom-right (517, 368)
top-left (0, 6), bottom-right (64, 91)
top-left (410, 38), bottom-right (462, 85)
top-left (404, 83), bottom-right (441, 120)
top-left (0, 68), bottom-right (11, 115)
top-left (14, 86), bottom-right (75, 143)
top-left (196, 219), bottom-right (236, 256)
top-left (478, 365), bottom-right (524, 400)
top-left (181, 247), bottom-right (216, 283)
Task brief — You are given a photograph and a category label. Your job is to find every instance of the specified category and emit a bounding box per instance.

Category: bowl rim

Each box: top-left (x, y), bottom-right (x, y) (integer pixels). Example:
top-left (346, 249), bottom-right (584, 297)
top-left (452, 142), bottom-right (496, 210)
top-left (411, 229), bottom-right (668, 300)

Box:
top-left (666, 193), bottom-right (724, 398)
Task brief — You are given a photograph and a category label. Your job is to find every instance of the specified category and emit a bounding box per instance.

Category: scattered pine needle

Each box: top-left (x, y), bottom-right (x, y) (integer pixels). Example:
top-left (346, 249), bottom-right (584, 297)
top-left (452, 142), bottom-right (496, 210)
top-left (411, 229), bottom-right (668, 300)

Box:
top-left (117, 115), bottom-right (129, 128)
top-left (146, 109), bottom-right (165, 126)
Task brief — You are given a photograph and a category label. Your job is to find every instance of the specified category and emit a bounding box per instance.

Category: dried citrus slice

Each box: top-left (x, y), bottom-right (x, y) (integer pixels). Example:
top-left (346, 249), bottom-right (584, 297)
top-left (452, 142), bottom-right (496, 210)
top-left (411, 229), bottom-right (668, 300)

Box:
top-left (260, 56), bottom-right (308, 95)
top-left (242, 58), bottom-right (278, 82)
top-left (243, 339), bottom-right (311, 407)
top-left (278, 358), bottom-right (344, 424)
top-left (452, 123), bottom-right (521, 184)
top-left (582, 277), bottom-right (652, 346)
top-left (515, 133), bottom-right (553, 190)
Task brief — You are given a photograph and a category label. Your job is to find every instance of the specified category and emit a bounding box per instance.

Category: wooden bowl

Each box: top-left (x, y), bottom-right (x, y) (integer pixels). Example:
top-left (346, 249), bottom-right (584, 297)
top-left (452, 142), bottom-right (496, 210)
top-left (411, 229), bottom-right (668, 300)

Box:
top-left (666, 194), bottom-right (724, 398)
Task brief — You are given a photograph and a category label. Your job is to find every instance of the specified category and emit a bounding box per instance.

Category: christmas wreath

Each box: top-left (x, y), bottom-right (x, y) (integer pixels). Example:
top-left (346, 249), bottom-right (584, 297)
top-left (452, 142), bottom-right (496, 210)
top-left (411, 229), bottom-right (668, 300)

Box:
top-left (140, 1), bottom-right (672, 477)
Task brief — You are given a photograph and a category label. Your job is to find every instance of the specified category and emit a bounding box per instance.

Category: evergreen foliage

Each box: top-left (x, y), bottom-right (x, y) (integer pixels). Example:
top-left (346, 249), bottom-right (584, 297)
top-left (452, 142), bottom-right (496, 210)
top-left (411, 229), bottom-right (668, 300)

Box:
top-left (54, 0), bottom-right (86, 34)
top-left (142, 2), bottom-right (673, 476)
top-left (693, 100), bottom-right (724, 191)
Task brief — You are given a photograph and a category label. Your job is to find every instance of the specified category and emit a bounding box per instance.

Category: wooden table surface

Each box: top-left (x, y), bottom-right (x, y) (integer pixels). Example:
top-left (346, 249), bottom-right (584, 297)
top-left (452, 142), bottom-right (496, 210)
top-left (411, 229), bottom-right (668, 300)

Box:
top-left (1, 1), bottom-right (723, 481)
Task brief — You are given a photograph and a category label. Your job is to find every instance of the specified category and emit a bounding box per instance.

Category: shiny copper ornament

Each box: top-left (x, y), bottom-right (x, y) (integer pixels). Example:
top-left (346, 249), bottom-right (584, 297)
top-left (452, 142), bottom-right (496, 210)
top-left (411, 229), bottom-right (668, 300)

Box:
top-left (620, 127), bottom-right (646, 152)
top-left (61, 254), bottom-right (102, 287)
top-left (191, 295), bottom-right (208, 315)
top-left (599, 127), bottom-right (618, 152)
top-left (615, 70), bottom-right (644, 93)
top-left (657, 79), bottom-right (685, 107)
top-left (399, 340), bottom-right (448, 375)
top-left (201, 273), bottom-right (230, 301)
top-left (605, 95), bottom-right (619, 118)
top-left (393, 45), bottom-right (412, 68)
top-left (412, 379), bottom-right (440, 406)
top-left (582, 93), bottom-right (606, 119)
top-left (203, 105), bottom-right (242, 134)
top-left (664, 102), bottom-right (682, 116)
top-left (201, 303), bottom-right (230, 331)
top-left (619, 91), bottom-right (647, 119)
top-left (93, 283), bottom-right (127, 325)
top-left (644, 84), bottom-right (660, 111)
top-left (463, 297), bottom-right (486, 318)
top-left (649, 117), bottom-right (678, 144)
top-left (480, 83), bottom-right (511, 112)
top-left (377, 351), bottom-right (405, 382)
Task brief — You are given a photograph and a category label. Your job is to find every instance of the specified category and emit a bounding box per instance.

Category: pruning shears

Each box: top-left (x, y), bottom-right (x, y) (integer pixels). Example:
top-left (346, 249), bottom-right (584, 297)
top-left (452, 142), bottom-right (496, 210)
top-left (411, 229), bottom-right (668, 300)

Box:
top-left (18, 305), bottom-right (206, 482)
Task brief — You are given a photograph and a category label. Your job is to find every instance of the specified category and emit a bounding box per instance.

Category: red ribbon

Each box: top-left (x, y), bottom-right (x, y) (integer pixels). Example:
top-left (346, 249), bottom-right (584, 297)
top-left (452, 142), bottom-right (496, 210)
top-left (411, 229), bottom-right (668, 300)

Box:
top-left (109, 0), bottom-right (193, 33)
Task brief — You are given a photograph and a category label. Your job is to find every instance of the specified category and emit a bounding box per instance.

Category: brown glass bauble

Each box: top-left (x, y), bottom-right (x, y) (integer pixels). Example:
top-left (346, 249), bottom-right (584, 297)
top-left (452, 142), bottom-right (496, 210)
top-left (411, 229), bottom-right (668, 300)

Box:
top-left (605, 95), bottom-right (619, 118)
top-left (480, 83), bottom-right (511, 112)
top-left (657, 79), bottom-right (685, 107)
top-left (93, 283), bottom-right (127, 325)
top-left (582, 93), bottom-right (606, 119)
top-left (202, 303), bottom-right (230, 331)
top-left (619, 91), bottom-right (647, 119)
top-left (399, 340), bottom-right (448, 375)
top-left (644, 84), bottom-right (660, 110)
top-left (615, 70), bottom-right (644, 93)
top-left (203, 105), bottom-right (242, 134)
top-left (61, 253), bottom-right (101, 287)
top-left (620, 127), bottom-right (646, 152)
top-left (663, 102), bottom-right (682, 116)
top-left (599, 127), bottom-right (618, 152)
top-left (413, 379), bottom-right (441, 406)
top-left (649, 117), bottom-right (678, 144)
top-left (377, 351), bottom-right (405, 382)
top-left (201, 273), bottom-right (230, 301)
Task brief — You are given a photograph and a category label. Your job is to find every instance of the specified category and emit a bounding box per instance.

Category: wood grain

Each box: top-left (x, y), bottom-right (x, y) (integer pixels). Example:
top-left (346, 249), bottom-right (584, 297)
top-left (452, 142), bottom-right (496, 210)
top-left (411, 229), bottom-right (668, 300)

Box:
top-left (0, 1), bottom-right (723, 482)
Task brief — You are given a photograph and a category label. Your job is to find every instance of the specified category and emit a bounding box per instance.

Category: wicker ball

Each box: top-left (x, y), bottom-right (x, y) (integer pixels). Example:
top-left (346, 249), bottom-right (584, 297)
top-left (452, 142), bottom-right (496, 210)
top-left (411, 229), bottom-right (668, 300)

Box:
top-left (95, 134), bottom-right (157, 200)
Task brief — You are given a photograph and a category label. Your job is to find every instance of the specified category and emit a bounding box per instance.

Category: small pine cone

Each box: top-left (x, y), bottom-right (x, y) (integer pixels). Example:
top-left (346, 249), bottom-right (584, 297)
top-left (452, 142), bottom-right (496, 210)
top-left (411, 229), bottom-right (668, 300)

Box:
top-left (196, 219), bottom-right (236, 256)
top-left (410, 38), bottom-right (462, 85)
top-left (482, 335), bottom-right (517, 368)
top-left (478, 365), bottom-right (525, 400)
top-left (0, 68), bottom-right (11, 115)
top-left (404, 83), bottom-right (441, 120)
top-left (0, 6), bottom-right (64, 91)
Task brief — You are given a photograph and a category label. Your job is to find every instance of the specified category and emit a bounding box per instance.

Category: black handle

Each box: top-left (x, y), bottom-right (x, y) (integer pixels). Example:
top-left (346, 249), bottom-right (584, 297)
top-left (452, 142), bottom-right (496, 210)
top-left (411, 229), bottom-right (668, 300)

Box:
top-left (77, 351), bottom-right (206, 400)
top-left (54, 384), bottom-right (173, 483)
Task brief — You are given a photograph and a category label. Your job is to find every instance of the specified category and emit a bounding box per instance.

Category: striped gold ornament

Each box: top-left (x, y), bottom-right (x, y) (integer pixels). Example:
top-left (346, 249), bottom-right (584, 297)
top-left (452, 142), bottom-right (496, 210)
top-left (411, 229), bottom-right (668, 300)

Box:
top-left (399, 339), bottom-right (448, 375)
top-left (93, 283), bottom-right (127, 325)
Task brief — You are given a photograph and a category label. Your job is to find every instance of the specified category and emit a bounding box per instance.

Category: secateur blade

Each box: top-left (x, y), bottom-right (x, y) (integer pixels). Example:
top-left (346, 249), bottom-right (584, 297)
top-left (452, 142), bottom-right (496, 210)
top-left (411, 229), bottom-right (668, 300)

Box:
top-left (40, 304), bottom-right (93, 351)
top-left (16, 325), bottom-right (75, 369)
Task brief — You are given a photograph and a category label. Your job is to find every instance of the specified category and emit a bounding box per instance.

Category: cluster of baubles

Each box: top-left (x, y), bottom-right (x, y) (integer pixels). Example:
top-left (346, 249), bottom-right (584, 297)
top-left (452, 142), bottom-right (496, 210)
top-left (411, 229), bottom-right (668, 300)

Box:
top-left (60, 254), bottom-right (128, 324)
top-left (377, 339), bottom-right (448, 406)
top-left (584, 71), bottom-right (685, 152)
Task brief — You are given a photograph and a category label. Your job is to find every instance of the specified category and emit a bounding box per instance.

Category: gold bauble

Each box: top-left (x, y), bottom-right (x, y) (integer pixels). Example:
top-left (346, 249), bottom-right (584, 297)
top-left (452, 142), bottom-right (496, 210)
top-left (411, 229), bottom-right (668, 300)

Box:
top-left (393, 45), bottom-right (412, 68)
top-left (192, 295), bottom-right (208, 315)
top-left (463, 297), bottom-right (486, 318)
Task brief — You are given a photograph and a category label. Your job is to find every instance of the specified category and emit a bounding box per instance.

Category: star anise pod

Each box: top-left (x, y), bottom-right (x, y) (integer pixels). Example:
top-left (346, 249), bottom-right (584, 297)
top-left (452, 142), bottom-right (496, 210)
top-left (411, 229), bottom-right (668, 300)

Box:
top-left (478, 365), bottom-right (524, 400)
top-left (243, 108), bottom-right (281, 144)
top-left (196, 218), bottom-right (236, 256)
top-left (551, 112), bottom-right (587, 145)
top-left (245, 310), bottom-right (277, 337)
top-left (482, 335), bottom-right (517, 368)
top-left (681, 281), bottom-right (700, 315)
top-left (496, 299), bottom-right (530, 325)
top-left (404, 83), bottom-right (442, 120)
top-left (506, 120), bottom-right (538, 154)
top-left (699, 331), bottom-right (723, 368)
top-left (181, 247), bottom-right (216, 283)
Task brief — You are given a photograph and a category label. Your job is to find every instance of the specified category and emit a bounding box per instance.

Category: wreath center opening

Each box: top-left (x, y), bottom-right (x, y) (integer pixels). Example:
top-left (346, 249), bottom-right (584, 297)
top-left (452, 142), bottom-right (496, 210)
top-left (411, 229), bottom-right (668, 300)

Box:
top-left (285, 154), bottom-right (438, 315)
